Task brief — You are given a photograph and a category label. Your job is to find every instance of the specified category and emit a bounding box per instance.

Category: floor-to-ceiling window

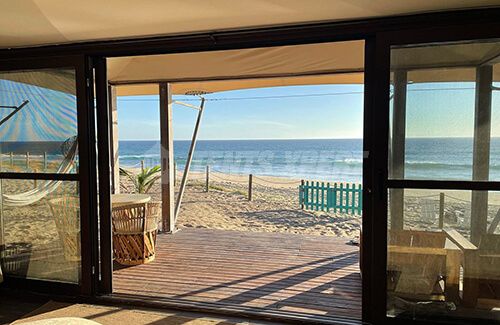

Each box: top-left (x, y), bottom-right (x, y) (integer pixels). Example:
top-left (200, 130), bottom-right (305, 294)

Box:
top-left (386, 39), bottom-right (500, 323)
top-left (0, 68), bottom-right (82, 284)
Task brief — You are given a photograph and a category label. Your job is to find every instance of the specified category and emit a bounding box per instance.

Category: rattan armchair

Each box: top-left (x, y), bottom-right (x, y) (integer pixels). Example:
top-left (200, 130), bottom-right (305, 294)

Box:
top-left (112, 202), bottom-right (161, 265)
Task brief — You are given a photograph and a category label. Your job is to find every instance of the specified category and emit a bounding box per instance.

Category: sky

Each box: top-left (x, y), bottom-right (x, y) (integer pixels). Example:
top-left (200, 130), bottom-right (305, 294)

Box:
top-left (116, 82), bottom-right (500, 141)
top-left (117, 84), bottom-right (364, 140)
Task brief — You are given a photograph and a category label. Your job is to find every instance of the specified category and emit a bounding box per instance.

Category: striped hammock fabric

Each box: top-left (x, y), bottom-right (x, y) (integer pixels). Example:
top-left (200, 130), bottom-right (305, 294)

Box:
top-left (1, 142), bottom-right (77, 207)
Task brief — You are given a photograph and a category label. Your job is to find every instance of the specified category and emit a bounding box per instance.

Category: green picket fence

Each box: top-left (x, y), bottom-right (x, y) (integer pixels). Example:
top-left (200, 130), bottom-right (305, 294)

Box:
top-left (299, 180), bottom-right (362, 215)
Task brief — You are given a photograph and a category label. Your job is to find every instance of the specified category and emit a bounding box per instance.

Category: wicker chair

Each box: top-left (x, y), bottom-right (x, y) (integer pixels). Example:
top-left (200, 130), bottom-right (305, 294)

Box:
top-left (47, 196), bottom-right (81, 262)
top-left (112, 202), bottom-right (161, 265)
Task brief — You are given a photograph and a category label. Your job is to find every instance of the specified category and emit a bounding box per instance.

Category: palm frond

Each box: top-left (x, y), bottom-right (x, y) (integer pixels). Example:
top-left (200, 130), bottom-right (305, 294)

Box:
top-left (120, 165), bottom-right (161, 194)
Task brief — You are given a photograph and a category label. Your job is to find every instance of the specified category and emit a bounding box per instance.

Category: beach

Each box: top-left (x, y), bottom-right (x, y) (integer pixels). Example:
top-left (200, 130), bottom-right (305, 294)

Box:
top-left (120, 168), bottom-right (500, 239)
top-left (121, 169), bottom-right (362, 238)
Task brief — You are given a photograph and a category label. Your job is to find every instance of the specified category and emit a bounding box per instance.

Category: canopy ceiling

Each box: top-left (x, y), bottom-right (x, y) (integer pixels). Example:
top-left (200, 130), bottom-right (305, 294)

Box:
top-left (2, 40), bottom-right (500, 96)
top-left (110, 40), bottom-right (500, 96)
top-left (0, 1), bottom-right (498, 49)
top-left (110, 41), bottom-right (365, 96)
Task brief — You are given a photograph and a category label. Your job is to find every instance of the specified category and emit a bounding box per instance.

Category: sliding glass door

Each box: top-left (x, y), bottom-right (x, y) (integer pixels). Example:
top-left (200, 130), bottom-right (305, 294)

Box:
top-left (0, 56), bottom-right (96, 294)
top-left (373, 28), bottom-right (500, 324)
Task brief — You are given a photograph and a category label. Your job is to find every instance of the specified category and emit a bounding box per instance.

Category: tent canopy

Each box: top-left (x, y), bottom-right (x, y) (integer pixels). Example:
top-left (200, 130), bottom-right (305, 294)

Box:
top-left (0, 1), bottom-right (498, 50)
top-left (111, 40), bottom-right (500, 96)
top-left (110, 41), bottom-right (365, 96)
top-left (1, 40), bottom-right (499, 96)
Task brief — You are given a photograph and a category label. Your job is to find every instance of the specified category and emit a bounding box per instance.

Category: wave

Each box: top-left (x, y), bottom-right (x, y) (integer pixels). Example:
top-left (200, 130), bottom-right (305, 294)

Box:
top-left (406, 161), bottom-right (500, 170)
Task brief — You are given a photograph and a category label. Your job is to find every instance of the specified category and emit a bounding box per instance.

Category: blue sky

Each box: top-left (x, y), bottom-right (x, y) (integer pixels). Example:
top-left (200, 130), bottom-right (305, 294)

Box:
top-left (117, 84), bottom-right (364, 140)
top-left (116, 82), bottom-right (500, 140)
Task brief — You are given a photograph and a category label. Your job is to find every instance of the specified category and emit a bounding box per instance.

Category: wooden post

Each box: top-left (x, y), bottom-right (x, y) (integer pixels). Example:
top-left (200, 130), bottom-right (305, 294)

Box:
top-left (389, 70), bottom-right (407, 230)
top-left (159, 83), bottom-right (176, 233)
top-left (33, 169), bottom-right (38, 188)
top-left (471, 65), bottom-right (493, 245)
top-left (248, 174), bottom-right (253, 201)
top-left (26, 152), bottom-right (30, 169)
top-left (174, 161), bottom-right (177, 186)
top-left (205, 165), bottom-right (210, 192)
top-left (300, 180), bottom-right (305, 209)
top-left (43, 152), bottom-right (47, 171)
top-left (9, 152), bottom-right (13, 166)
top-left (108, 85), bottom-right (120, 194)
top-left (174, 97), bottom-right (206, 222)
top-left (439, 192), bottom-right (445, 229)
top-left (140, 160), bottom-right (145, 173)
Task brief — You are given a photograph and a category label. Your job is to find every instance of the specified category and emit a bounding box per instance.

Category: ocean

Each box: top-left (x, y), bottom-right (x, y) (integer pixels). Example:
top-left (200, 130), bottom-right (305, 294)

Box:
top-left (119, 138), bottom-right (500, 183)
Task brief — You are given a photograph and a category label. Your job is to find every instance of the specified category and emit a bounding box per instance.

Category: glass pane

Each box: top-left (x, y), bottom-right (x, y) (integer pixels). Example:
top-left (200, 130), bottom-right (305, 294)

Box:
top-left (389, 40), bottom-right (500, 181)
top-left (0, 180), bottom-right (80, 283)
top-left (387, 188), bottom-right (500, 322)
top-left (0, 69), bottom-right (78, 173)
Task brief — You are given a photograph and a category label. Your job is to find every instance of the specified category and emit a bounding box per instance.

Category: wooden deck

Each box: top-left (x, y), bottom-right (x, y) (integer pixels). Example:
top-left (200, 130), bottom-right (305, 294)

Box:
top-left (113, 228), bottom-right (361, 320)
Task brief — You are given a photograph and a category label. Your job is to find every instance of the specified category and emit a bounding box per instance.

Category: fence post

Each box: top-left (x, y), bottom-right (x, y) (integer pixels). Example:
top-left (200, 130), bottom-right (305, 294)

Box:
top-left (174, 161), bottom-right (177, 186)
top-left (205, 165), bottom-right (210, 192)
top-left (33, 169), bottom-right (37, 188)
top-left (358, 184), bottom-right (363, 215)
top-left (43, 152), bottom-right (47, 171)
top-left (26, 152), bottom-right (30, 169)
top-left (248, 174), bottom-right (253, 201)
top-left (300, 180), bottom-right (304, 209)
top-left (439, 192), bottom-right (445, 229)
top-left (326, 182), bottom-right (331, 212)
top-left (10, 152), bottom-right (13, 166)
top-left (140, 160), bottom-right (145, 173)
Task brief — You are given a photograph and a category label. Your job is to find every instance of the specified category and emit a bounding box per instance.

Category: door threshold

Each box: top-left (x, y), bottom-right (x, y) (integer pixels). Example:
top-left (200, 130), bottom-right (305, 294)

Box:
top-left (93, 293), bottom-right (363, 325)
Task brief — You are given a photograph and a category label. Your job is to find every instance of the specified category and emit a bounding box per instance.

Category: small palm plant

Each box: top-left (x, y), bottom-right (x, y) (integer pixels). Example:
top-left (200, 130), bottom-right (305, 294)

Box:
top-left (120, 165), bottom-right (161, 194)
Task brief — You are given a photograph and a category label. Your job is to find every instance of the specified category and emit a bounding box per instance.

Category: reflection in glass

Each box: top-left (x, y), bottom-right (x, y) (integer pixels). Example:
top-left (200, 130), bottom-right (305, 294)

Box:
top-left (0, 69), bottom-right (78, 173)
top-left (387, 189), bottom-right (500, 322)
top-left (388, 41), bottom-right (500, 181)
top-left (0, 180), bottom-right (80, 284)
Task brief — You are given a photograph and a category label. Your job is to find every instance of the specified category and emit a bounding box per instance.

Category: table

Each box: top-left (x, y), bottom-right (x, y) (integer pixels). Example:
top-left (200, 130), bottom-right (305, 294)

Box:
top-left (111, 193), bottom-right (151, 207)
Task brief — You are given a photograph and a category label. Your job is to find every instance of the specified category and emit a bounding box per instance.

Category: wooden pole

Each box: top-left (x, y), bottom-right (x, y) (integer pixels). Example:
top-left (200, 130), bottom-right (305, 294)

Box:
top-left (43, 152), bottom-right (47, 171)
top-left (33, 169), bottom-right (38, 188)
top-left (174, 161), bottom-right (177, 186)
top-left (159, 83), bottom-right (176, 233)
top-left (205, 165), bottom-right (210, 192)
top-left (248, 174), bottom-right (253, 201)
top-left (140, 160), bottom-right (145, 173)
top-left (300, 179), bottom-right (305, 209)
top-left (108, 85), bottom-right (120, 194)
top-left (174, 97), bottom-right (206, 222)
top-left (26, 152), bottom-right (30, 169)
top-left (439, 192), bottom-right (445, 229)
top-left (471, 65), bottom-right (493, 245)
top-left (389, 70), bottom-right (407, 230)
top-left (9, 152), bottom-right (13, 166)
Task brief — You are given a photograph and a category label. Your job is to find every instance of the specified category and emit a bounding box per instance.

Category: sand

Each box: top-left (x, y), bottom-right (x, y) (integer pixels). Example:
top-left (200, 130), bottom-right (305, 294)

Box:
top-left (120, 169), bottom-right (362, 239)
top-left (2, 168), bottom-right (500, 259)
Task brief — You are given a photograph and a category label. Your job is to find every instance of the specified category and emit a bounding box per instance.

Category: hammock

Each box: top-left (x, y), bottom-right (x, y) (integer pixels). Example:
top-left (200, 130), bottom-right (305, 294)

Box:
top-left (1, 141), bottom-right (77, 207)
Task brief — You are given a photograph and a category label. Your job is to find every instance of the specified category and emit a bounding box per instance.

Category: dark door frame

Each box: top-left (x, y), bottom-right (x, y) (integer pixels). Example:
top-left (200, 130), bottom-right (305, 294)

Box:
top-left (368, 23), bottom-right (500, 325)
top-left (0, 8), bottom-right (498, 325)
top-left (0, 55), bottom-right (97, 296)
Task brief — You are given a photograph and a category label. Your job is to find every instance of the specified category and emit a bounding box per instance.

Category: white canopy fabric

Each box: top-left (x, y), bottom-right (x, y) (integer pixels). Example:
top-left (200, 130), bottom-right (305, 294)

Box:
top-left (0, 1), bottom-right (498, 49)
top-left (110, 40), bottom-right (365, 95)
top-left (1, 40), bottom-right (499, 96)
top-left (112, 40), bottom-right (500, 96)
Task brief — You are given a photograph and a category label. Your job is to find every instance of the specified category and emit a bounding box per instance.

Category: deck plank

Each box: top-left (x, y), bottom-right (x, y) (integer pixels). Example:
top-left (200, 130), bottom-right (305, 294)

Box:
top-left (113, 228), bottom-right (361, 319)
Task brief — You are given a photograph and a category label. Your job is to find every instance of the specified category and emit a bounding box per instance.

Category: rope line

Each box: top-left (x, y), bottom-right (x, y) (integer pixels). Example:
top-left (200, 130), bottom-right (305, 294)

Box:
top-left (252, 175), bottom-right (300, 185)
